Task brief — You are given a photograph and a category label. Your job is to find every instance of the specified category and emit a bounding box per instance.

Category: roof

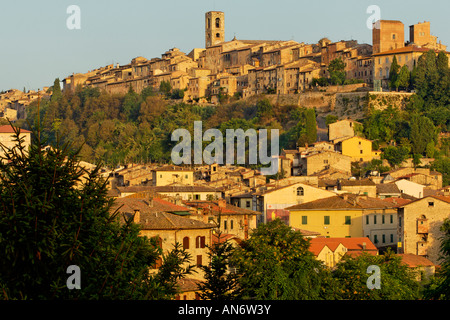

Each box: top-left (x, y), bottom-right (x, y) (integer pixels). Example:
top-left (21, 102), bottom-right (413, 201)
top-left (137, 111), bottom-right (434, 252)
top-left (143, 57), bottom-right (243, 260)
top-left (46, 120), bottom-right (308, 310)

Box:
top-left (398, 254), bottom-right (435, 267)
top-left (183, 200), bottom-right (261, 216)
top-left (0, 125), bottom-right (31, 133)
top-left (177, 278), bottom-right (202, 293)
top-left (309, 237), bottom-right (377, 255)
top-left (340, 179), bottom-right (376, 187)
top-left (381, 197), bottom-right (412, 208)
top-left (373, 45), bottom-right (450, 57)
top-left (153, 165), bottom-right (193, 172)
top-left (212, 233), bottom-right (243, 246)
top-left (286, 193), bottom-right (395, 211)
top-left (399, 195), bottom-right (450, 208)
top-left (112, 197), bottom-right (191, 215)
top-left (376, 183), bottom-right (401, 194)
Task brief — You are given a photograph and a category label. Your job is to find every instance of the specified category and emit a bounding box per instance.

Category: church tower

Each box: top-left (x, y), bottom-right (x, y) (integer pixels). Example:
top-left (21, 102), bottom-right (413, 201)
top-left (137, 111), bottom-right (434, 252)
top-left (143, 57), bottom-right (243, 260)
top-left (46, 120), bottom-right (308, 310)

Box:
top-left (205, 11), bottom-right (225, 48)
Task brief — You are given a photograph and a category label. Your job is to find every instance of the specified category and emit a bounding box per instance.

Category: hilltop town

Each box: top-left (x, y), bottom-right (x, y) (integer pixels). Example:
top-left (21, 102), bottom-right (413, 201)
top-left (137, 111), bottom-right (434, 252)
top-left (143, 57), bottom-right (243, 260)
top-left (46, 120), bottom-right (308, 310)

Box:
top-left (1, 11), bottom-right (450, 301)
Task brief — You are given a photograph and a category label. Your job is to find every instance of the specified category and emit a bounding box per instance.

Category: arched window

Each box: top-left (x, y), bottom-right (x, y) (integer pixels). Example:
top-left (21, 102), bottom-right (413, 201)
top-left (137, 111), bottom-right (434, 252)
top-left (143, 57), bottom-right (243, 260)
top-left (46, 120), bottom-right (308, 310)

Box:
top-left (183, 236), bottom-right (190, 249)
top-left (297, 187), bottom-right (304, 196)
top-left (216, 33), bottom-right (221, 38)
top-left (215, 18), bottom-right (221, 28)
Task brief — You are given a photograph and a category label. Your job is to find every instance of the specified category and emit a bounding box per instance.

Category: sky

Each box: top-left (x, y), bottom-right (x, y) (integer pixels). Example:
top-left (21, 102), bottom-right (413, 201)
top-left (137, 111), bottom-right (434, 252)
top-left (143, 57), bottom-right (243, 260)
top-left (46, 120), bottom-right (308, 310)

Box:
top-left (1, 0), bottom-right (449, 92)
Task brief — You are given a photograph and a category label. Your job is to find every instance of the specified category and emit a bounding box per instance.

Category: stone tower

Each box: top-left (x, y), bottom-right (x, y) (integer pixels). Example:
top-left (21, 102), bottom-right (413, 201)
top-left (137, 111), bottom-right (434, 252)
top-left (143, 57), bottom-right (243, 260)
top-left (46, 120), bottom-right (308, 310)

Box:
top-left (372, 20), bottom-right (405, 54)
top-left (205, 11), bottom-right (225, 48)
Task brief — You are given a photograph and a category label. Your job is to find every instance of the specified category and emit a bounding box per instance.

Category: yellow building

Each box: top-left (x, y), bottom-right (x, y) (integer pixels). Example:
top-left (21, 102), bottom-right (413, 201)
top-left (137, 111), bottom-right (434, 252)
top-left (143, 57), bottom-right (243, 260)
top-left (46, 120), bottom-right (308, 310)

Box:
top-left (152, 165), bottom-right (194, 186)
top-left (254, 181), bottom-right (336, 224)
top-left (287, 193), bottom-right (396, 238)
top-left (334, 136), bottom-right (380, 163)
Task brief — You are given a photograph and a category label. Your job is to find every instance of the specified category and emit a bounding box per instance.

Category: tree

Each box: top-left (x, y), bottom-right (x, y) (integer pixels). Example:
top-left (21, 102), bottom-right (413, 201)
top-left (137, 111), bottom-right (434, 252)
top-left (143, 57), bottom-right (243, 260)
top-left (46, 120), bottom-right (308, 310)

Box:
top-left (197, 233), bottom-right (242, 300)
top-left (382, 145), bottom-right (410, 168)
top-left (328, 58), bottom-right (346, 85)
top-left (51, 78), bottom-right (62, 102)
top-left (304, 108), bottom-right (317, 144)
top-left (389, 55), bottom-right (401, 91)
top-left (396, 65), bottom-right (411, 91)
top-left (230, 219), bottom-right (333, 300)
top-left (332, 249), bottom-right (422, 300)
top-left (409, 114), bottom-right (437, 155)
top-left (0, 123), bottom-right (192, 299)
top-left (159, 81), bottom-right (172, 96)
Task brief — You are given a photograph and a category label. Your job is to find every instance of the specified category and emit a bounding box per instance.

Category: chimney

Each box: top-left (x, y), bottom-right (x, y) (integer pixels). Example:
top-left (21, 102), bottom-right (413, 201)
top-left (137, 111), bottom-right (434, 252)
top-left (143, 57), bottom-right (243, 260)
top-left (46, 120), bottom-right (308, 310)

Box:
top-left (133, 210), bottom-right (140, 223)
top-left (362, 242), bottom-right (366, 251)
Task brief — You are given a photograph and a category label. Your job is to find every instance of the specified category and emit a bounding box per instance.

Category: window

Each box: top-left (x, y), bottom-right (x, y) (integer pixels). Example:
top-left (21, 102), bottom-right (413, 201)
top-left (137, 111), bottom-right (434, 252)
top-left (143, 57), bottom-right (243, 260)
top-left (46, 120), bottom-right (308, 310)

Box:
top-left (196, 255), bottom-right (203, 267)
top-left (324, 160), bottom-right (328, 164)
top-left (390, 214), bottom-right (393, 224)
top-left (194, 194), bottom-right (200, 200)
top-left (230, 220), bottom-right (234, 230)
top-left (382, 215), bottom-right (385, 224)
top-left (183, 237), bottom-right (190, 249)
top-left (392, 34), bottom-right (396, 40)
top-left (223, 220), bottom-right (227, 230)
top-left (297, 187), bottom-right (304, 196)
top-left (345, 216), bottom-right (351, 225)
top-left (360, 150), bottom-right (363, 154)
top-left (390, 234), bottom-right (394, 243)
top-left (374, 235), bottom-right (378, 244)
top-left (366, 216), bottom-right (369, 225)
top-left (215, 18), bottom-right (221, 28)
top-left (382, 234), bottom-right (386, 243)
top-left (374, 215), bottom-right (377, 224)
top-left (428, 202), bottom-right (434, 207)
top-left (324, 216), bottom-right (330, 225)
top-left (216, 33), bottom-right (220, 38)
top-left (185, 174), bottom-right (188, 179)
top-left (246, 200), bottom-right (251, 208)
top-left (196, 236), bottom-right (206, 248)
top-left (302, 216), bottom-right (308, 225)
top-left (399, 217), bottom-right (402, 227)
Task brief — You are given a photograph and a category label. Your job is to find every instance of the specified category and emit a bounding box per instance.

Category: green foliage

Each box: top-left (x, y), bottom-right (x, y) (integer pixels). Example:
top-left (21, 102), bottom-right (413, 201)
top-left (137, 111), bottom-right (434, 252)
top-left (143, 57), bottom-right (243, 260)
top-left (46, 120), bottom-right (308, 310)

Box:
top-left (50, 78), bottom-right (62, 102)
top-left (230, 219), bottom-right (332, 300)
top-left (304, 108), bottom-right (317, 144)
top-left (389, 56), bottom-right (401, 90)
top-left (409, 114), bottom-right (437, 155)
top-left (0, 124), bottom-right (193, 299)
top-left (332, 249), bottom-right (422, 300)
top-left (197, 234), bottom-right (243, 300)
top-left (431, 157), bottom-right (450, 187)
top-left (381, 145), bottom-right (410, 168)
top-left (328, 58), bottom-right (346, 85)
top-left (159, 81), bottom-right (172, 96)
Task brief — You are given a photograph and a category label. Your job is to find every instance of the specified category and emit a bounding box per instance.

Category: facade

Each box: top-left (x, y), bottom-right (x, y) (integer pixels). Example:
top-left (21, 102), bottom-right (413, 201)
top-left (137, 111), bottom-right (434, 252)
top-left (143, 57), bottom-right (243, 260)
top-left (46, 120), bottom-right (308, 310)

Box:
top-left (112, 196), bottom-right (214, 280)
top-left (0, 125), bottom-right (31, 161)
top-left (334, 136), bottom-right (380, 163)
top-left (328, 119), bottom-right (361, 142)
top-left (254, 182), bottom-right (336, 224)
top-left (394, 179), bottom-right (424, 199)
top-left (397, 196), bottom-right (450, 265)
top-left (152, 165), bottom-right (194, 186)
top-left (301, 151), bottom-right (352, 176)
top-left (287, 193), bottom-right (396, 241)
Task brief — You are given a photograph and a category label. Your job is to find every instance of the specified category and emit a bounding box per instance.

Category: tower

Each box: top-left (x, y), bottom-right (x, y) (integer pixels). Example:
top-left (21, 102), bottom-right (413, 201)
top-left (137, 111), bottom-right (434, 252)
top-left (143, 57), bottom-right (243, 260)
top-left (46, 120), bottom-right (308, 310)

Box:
top-left (372, 20), bottom-right (405, 54)
top-left (205, 11), bottom-right (225, 48)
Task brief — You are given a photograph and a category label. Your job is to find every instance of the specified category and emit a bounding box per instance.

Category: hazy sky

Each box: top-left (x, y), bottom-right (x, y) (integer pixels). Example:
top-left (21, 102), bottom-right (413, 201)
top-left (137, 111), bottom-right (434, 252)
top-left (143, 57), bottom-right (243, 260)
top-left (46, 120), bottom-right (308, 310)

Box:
top-left (1, 0), bottom-right (449, 92)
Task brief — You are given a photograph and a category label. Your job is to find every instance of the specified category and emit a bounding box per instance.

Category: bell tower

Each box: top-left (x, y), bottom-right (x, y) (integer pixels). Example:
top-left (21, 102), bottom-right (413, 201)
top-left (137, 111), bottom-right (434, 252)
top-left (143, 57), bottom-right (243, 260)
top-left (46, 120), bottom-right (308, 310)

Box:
top-left (205, 11), bottom-right (225, 48)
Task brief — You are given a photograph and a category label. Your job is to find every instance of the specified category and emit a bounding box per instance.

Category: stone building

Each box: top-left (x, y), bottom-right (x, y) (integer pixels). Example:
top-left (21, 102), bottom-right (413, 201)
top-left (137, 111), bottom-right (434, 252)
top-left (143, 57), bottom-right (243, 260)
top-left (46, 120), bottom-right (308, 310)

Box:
top-left (397, 196), bottom-right (450, 265)
top-left (372, 20), bottom-right (405, 54)
top-left (0, 125), bottom-right (31, 161)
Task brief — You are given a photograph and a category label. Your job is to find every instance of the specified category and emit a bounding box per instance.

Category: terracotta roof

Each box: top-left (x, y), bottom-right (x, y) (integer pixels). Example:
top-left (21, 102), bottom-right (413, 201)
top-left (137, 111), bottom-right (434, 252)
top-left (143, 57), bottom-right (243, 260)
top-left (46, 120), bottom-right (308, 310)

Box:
top-left (0, 125), bottom-right (31, 133)
top-left (286, 193), bottom-right (394, 210)
top-left (212, 233), bottom-right (243, 245)
top-left (177, 278), bottom-right (203, 292)
top-left (376, 183), bottom-right (401, 194)
top-left (340, 179), bottom-right (376, 187)
top-left (308, 237), bottom-right (377, 256)
top-left (183, 200), bottom-right (261, 216)
top-left (398, 254), bottom-right (435, 267)
top-left (372, 45), bottom-right (450, 56)
top-left (381, 197), bottom-right (412, 208)
top-left (153, 165), bottom-right (193, 172)
top-left (112, 197), bottom-right (191, 215)
top-left (398, 195), bottom-right (450, 207)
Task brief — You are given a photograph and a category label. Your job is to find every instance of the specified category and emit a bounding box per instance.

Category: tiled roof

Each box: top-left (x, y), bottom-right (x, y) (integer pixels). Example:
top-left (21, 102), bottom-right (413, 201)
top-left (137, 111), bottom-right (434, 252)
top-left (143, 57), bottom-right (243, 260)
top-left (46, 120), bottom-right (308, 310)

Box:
top-left (376, 183), bottom-right (401, 194)
top-left (397, 254), bottom-right (435, 267)
top-left (340, 179), bottom-right (376, 187)
top-left (183, 200), bottom-right (261, 216)
top-left (0, 125), bottom-right (31, 133)
top-left (286, 193), bottom-right (394, 210)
